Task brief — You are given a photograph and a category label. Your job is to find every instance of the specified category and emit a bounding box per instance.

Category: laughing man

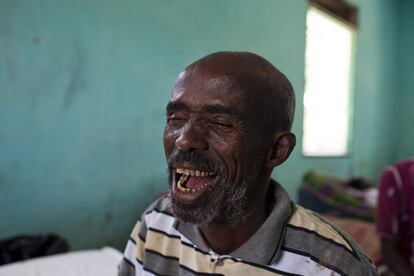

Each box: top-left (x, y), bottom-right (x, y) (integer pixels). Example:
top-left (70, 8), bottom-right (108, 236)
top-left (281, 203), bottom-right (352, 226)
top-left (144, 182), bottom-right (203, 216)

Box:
top-left (119, 52), bottom-right (377, 275)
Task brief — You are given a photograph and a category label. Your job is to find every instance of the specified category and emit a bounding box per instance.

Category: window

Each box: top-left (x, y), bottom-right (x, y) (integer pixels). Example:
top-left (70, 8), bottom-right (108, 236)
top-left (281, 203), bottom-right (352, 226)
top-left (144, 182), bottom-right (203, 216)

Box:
top-left (302, 2), bottom-right (357, 157)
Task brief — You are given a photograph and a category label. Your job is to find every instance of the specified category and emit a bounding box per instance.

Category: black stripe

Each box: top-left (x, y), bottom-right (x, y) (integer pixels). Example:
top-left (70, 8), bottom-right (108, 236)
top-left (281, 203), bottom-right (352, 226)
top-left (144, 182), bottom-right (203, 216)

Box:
top-left (148, 227), bottom-right (182, 239)
top-left (147, 227), bottom-right (211, 256)
top-left (138, 232), bottom-right (146, 243)
top-left (136, 257), bottom-right (143, 265)
top-left (146, 208), bottom-right (175, 218)
top-left (146, 249), bottom-right (224, 276)
top-left (238, 259), bottom-right (303, 276)
top-left (146, 248), bottom-right (180, 261)
top-left (312, 214), bottom-right (361, 261)
top-left (127, 238), bottom-right (144, 264)
top-left (281, 246), bottom-right (348, 276)
top-left (122, 256), bottom-right (135, 268)
top-left (286, 224), bottom-right (359, 259)
top-left (179, 263), bottom-right (224, 276)
top-left (181, 240), bottom-right (211, 256)
top-left (147, 227), bottom-right (301, 275)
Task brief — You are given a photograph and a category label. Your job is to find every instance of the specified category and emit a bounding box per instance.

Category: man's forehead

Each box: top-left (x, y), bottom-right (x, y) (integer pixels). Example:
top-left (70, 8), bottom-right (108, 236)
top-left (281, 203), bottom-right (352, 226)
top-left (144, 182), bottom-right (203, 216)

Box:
top-left (167, 74), bottom-right (258, 124)
top-left (172, 69), bottom-right (248, 100)
top-left (168, 57), bottom-right (277, 121)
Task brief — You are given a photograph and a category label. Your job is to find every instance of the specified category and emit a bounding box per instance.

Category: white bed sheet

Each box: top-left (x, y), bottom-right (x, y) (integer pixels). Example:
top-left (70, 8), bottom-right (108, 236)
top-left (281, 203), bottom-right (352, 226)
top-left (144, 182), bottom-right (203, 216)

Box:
top-left (0, 247), bottom-right (122, 276)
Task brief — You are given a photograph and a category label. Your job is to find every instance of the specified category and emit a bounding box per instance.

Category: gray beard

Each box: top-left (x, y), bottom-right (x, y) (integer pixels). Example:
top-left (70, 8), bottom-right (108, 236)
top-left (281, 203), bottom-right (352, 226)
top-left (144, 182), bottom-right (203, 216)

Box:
top-left (169, 173), bottom-right (257, 226)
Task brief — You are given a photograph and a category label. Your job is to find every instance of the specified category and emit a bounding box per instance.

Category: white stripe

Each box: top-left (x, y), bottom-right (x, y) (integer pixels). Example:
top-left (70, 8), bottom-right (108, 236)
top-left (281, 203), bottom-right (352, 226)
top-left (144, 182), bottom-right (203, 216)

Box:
top-left (123, 240), bottom-right (144, 274)
top-left (385, 166), bottom-right (403, 190)
top-left (144, 210), bottom-right (196, 246)
top-left (123, 239), bottom-right (160, 276)
top-left (269, 250), bottom-right (340, 276)
top-left (144, 211), bottom-right (176, 233)
top-left (141, 269), bottom-right (156, 276)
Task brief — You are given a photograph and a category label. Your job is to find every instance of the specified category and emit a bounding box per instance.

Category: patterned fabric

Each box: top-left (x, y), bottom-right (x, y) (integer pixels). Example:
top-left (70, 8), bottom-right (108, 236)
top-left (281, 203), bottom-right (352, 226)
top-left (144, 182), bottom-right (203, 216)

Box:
top-left (119, 181), bottom-right (377, 276)
top-left (377, 158), bottom-right (414, 265)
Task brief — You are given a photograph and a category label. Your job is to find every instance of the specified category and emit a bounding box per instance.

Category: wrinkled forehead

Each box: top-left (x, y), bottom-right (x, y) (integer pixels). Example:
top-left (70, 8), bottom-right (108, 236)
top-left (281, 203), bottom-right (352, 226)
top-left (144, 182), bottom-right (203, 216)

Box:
top-left (170, 68), bottom-right (261, 112)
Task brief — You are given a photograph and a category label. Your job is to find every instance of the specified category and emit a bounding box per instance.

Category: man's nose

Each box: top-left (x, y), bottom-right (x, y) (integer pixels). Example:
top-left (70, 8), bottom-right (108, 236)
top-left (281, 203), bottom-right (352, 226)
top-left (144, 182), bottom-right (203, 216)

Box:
top-left (175, 121), bottom-right (209, 152)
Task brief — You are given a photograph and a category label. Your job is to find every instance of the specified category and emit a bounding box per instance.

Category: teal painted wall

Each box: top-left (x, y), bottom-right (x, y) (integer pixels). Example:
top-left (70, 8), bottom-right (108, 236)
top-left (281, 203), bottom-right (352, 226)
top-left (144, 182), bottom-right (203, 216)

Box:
top-left (0, 0), bottom-right (402, 250)
top-left (395, 0), bottom-right (414, 161)
top-left (349, 0), bottom-right (398, 177)
top-left (0, 0), bottom-right (307, 250)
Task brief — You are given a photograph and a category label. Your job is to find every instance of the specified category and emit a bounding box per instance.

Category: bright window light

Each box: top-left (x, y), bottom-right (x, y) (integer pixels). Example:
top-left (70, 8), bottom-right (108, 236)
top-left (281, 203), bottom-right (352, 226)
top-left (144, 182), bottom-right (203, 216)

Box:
top-left (303, 6), bottom-right (355, 157)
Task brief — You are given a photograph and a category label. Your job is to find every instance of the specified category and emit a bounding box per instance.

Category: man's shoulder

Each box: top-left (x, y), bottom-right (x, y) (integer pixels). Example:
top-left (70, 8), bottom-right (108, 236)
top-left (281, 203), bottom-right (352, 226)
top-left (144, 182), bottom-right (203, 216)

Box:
top-left (281, 204), bottom-right (377, 275)
top-left (393, 157), bottom-right (414, 169)
top-left (136, 193), bottom-right (177, 230)
top-left (127, 194), bottom-right (175, 245)
top-left (384, 158), bottom-right (414, 177)
top-left (380, 158), bottom-right (414, 190)
top-left (286, 204), bottom-right (354, 251)
top-left (142, 193), bottom-right (173, 217)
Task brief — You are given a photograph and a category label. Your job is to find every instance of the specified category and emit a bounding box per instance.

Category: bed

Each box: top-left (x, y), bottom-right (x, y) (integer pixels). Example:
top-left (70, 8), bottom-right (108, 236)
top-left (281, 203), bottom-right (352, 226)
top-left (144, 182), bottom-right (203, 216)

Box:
top-left (0, 247), bottom-right (122, 276)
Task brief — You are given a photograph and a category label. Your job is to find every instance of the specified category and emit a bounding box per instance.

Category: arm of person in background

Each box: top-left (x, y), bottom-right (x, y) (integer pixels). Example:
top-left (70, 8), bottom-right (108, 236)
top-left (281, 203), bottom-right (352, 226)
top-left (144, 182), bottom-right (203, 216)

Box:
top-left (377, 167), bottom-right (414, 276)
top-left (381, 238), bottom-right (414, 276)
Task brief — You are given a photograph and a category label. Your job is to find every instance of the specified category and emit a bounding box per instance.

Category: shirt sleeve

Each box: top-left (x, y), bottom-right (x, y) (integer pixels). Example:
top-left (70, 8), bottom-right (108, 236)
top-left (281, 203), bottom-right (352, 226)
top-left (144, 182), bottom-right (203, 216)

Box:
top-left (118, 219), bottom-right (146, 276)
top-left (376, 168), bottom-right (403, 240)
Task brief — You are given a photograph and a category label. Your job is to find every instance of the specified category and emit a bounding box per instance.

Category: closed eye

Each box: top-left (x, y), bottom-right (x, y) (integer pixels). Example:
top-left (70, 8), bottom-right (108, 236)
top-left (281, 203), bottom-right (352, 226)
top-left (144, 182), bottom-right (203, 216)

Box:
top-left (167, 117), bottom-right (187, 127)
top-left (208, 120), bottom-right (233, 128)
top-left (167, 117), bottom-right (186, 122)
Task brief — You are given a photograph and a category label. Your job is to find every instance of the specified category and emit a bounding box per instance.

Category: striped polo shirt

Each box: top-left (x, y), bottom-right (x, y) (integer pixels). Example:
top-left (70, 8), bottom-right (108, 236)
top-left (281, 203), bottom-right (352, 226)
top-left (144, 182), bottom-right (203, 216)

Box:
top-left (119, 181), bottom-right (377, 276)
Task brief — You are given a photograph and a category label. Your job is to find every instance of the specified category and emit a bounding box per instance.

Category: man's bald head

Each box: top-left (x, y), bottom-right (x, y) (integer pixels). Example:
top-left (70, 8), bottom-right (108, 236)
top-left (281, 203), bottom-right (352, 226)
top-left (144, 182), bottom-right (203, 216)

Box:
top-left (181, 51), bottom-right (295, 134)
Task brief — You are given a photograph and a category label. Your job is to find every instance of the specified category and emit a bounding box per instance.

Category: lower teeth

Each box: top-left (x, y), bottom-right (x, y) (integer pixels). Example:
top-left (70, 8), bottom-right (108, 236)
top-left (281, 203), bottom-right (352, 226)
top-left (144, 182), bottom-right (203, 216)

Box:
top-left (177, 174), bottom-right (200, 193)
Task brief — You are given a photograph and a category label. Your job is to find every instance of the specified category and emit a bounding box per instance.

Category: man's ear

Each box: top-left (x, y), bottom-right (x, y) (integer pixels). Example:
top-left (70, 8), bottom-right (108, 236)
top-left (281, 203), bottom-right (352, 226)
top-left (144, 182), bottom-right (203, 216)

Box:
top-left (265, 132), bottom-right (296, 168)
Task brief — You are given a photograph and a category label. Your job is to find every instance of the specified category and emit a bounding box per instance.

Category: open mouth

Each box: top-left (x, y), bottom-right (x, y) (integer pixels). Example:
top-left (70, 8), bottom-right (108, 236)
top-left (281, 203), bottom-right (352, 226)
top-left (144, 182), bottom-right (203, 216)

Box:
top-left (175, 167), bottom-right (217, 193)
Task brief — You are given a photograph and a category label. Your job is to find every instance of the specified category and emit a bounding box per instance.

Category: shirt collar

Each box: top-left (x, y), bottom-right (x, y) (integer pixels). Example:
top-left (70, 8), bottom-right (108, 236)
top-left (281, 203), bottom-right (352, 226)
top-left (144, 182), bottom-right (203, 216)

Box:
top-left (175, 180), bottom-right (293, 265)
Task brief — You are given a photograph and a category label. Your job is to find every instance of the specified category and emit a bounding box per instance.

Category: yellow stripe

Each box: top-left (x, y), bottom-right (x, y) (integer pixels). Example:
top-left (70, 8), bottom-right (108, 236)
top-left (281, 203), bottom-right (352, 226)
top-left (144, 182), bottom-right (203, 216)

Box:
top-left (216, 261), bottom-right (278, 276)
top-left (130, 220), bottom-right (141, 241)
top-left (145, 229), bottom-right (279, 276)
top-left (288, 205), bottom-right (353, 251)
top-left (145, 229), bottom-right (214, 273)
top-left (130, 220), bottom-right (145, 262)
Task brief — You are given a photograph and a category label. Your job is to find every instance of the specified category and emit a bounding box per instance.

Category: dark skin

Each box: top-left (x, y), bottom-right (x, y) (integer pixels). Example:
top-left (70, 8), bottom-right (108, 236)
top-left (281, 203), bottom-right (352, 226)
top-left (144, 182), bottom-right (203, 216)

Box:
top-left (164, 54), bottom-right (296, 254)
top-left (381, 238), bottom-right (414, 276)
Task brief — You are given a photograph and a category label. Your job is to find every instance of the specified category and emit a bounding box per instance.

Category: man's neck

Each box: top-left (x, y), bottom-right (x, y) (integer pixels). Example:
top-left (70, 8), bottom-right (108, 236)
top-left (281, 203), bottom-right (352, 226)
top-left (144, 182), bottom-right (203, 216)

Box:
top-left (198, 181), bottom-right (273, 255)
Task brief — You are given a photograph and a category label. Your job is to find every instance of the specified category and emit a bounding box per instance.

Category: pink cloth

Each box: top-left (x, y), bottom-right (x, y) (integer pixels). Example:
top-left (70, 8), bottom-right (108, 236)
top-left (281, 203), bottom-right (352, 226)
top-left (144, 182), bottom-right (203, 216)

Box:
top-left (376, 158), bottom-right (414, 265)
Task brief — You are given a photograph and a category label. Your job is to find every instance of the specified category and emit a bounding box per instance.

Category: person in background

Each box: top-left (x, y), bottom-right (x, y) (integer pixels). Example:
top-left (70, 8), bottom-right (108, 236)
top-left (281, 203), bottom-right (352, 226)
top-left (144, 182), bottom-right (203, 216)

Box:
top-left (119, 51), bottom-right (377, 275)
top-left (377, 158), bottom-right (414, 276)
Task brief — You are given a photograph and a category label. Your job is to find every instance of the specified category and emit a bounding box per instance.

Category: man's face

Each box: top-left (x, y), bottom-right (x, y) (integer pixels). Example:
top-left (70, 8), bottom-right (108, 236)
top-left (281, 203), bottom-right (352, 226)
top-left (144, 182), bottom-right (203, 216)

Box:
top-left (163, 68), bottom-right (268, 225)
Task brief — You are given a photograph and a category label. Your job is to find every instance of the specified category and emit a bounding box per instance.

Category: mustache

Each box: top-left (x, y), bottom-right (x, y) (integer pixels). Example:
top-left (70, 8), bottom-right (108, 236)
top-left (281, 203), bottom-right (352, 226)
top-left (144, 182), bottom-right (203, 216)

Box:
top-left (168, 150), bottom-right (223, 174)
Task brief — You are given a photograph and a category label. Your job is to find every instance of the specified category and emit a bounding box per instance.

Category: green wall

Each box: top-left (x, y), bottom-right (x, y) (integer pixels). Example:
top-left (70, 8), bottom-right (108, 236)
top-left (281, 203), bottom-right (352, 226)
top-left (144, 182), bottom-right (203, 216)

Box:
top-left (0, 0), bottom-right (307, 250)
top-left (0, 0), bottom-right (403, 250)
top-left (349, 0), bottom-right (398, 177)
top-left (395, 0), bottom-right (414, 160)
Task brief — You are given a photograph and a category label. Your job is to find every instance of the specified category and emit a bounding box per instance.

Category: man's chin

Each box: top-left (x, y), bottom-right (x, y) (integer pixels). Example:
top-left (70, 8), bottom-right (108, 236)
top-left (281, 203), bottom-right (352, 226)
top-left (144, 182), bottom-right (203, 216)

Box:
top-left (170, 196), bottom-right (218, 225)
top-left (167, 176), bottom-right (251, 226)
